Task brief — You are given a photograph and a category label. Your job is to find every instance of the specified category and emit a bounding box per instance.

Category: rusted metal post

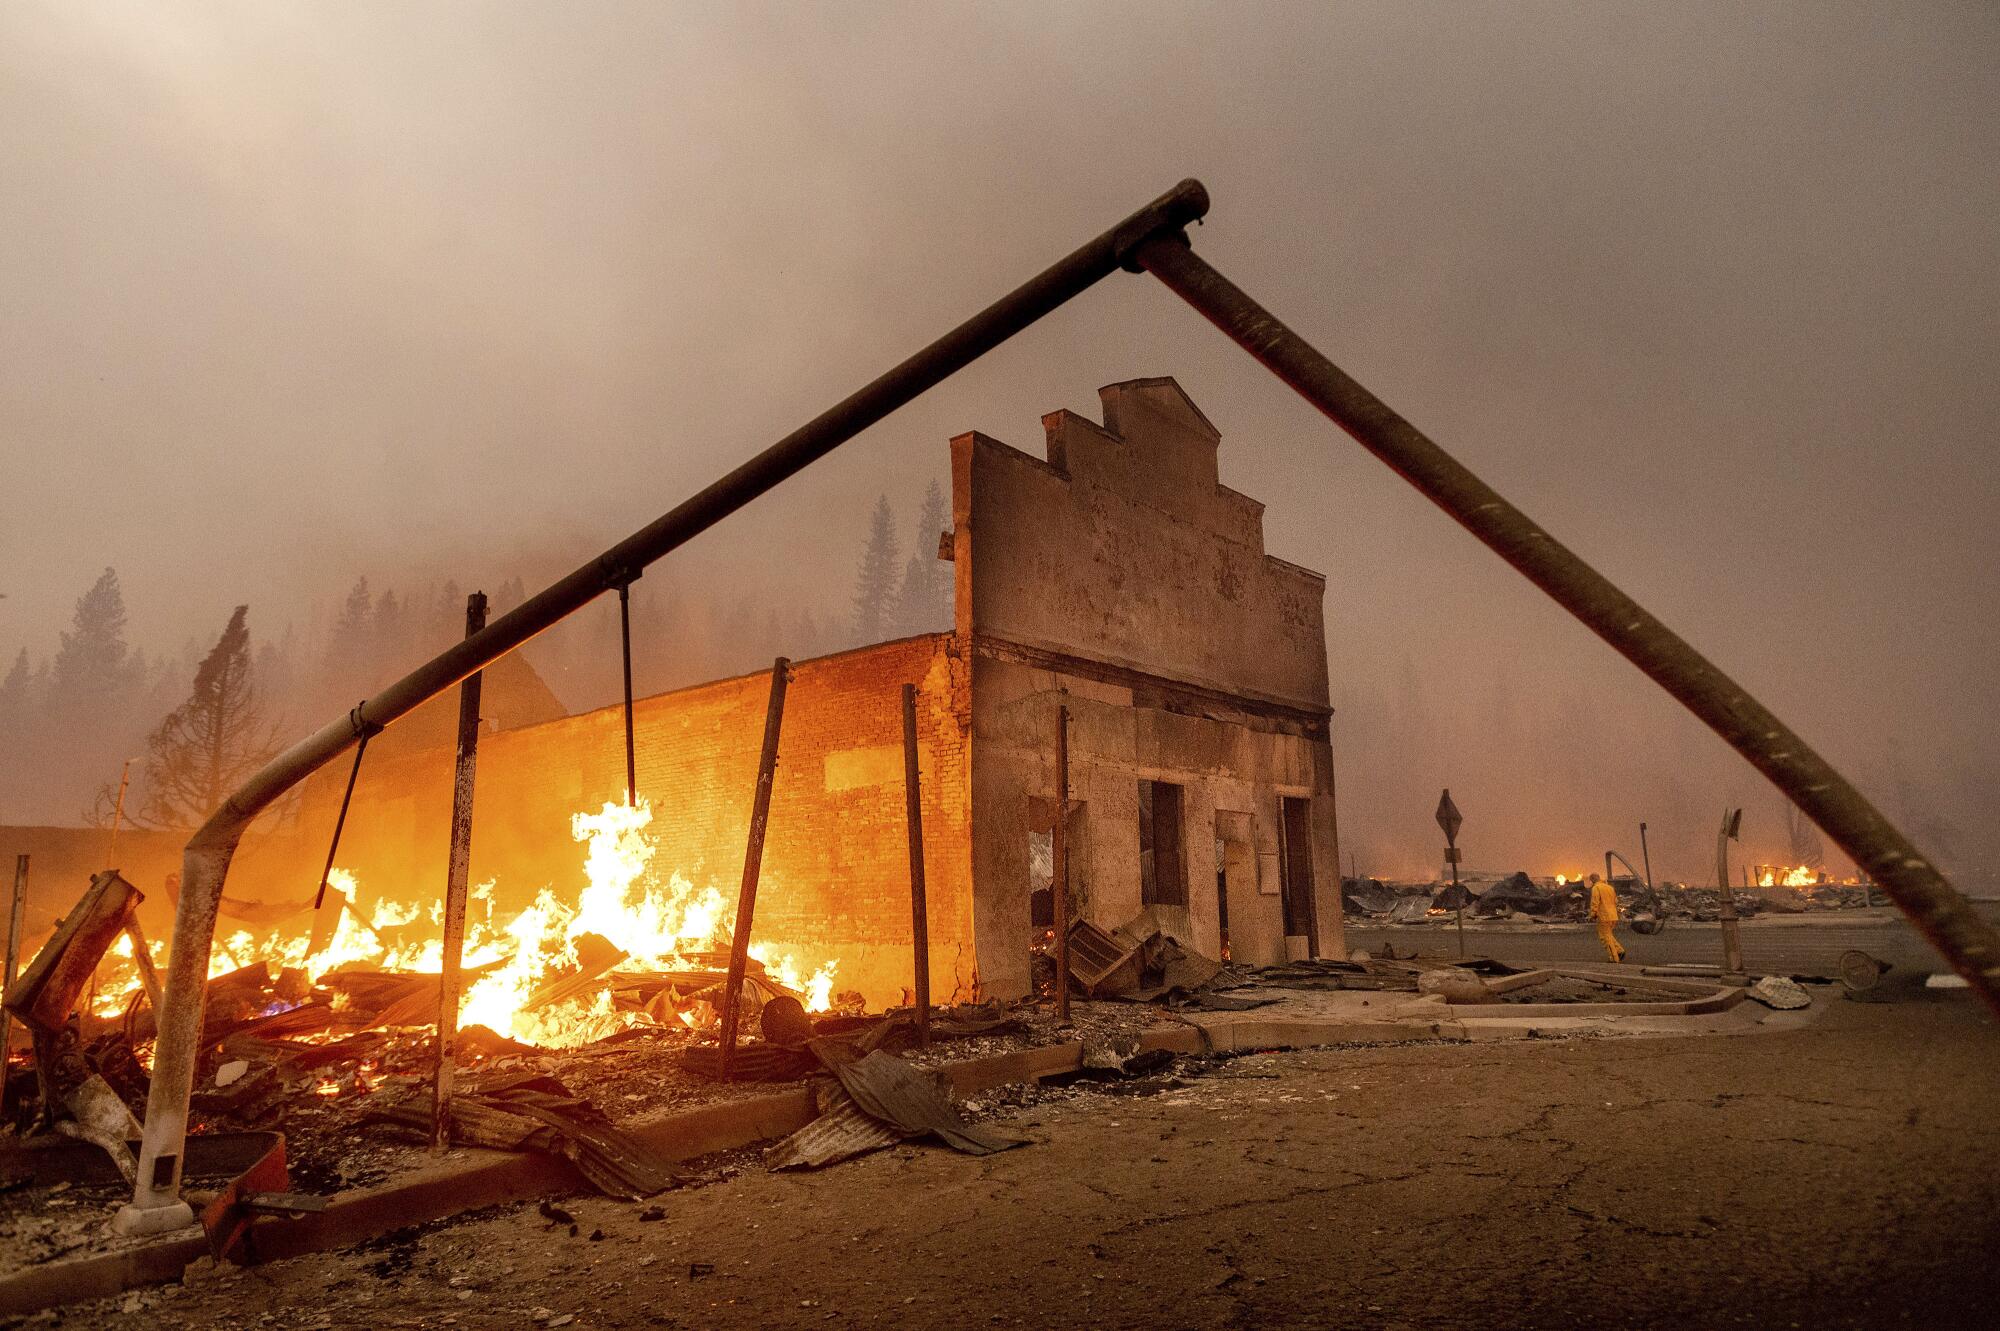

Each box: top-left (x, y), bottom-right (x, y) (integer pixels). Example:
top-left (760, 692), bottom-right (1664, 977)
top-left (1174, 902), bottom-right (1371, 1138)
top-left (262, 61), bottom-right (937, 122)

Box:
top-left (617, 580), bottom-right (638, 806)
top-left (900, 683), bottom-right (931, 1046)
top-left (1133, 232), bottom-right (2000, 1015)
top-left (1052, 704), bottom-right (1072, 1023)
top-left (91, 758), bottom-right (141, 1015)
top-left (433, 591), bottom-right (487, 1149)
top-left (1717, 809), bottom-right (1745, 975)
top-left (718, 658), bottom-right (789, 1080)
top-left (106, 757), bottom-right (138, 866)
top-left (1452, 854), bottom-right (1465, 959)
top-left (0, 855), bottom-right (26, 1108)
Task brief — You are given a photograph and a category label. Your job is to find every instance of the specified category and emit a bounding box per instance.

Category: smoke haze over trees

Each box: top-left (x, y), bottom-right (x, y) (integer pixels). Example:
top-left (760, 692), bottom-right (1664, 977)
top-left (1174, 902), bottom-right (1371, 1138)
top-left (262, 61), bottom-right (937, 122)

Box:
top-left (1, 3), bottom-right (1993, 892)
top-left (0, 488), bottom-right (951, 831)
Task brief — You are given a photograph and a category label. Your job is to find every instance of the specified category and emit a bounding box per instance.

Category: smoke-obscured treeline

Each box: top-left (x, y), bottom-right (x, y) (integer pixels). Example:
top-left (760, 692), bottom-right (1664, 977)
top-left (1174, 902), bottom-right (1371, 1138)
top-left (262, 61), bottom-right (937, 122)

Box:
top-left (0, 482), bottom-right (951, 830)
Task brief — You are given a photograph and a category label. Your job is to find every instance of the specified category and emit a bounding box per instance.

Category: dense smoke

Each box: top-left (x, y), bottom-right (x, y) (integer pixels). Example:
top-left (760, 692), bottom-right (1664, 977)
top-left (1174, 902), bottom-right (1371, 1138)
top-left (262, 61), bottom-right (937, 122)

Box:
top-left (2, 3), bottom-right (1993, 891)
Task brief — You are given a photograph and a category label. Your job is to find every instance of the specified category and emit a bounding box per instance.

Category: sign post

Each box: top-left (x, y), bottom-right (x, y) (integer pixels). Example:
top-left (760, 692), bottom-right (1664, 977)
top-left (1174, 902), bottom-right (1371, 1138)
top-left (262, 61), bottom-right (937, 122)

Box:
top-left (1436, 790), bottom-right (1465, 959)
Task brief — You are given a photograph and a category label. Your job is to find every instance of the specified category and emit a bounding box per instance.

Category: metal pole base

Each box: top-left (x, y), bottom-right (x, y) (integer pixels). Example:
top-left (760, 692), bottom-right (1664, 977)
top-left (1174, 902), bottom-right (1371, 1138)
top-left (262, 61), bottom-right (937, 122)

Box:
top-left (111, 1198), bottom-right (195, 1237)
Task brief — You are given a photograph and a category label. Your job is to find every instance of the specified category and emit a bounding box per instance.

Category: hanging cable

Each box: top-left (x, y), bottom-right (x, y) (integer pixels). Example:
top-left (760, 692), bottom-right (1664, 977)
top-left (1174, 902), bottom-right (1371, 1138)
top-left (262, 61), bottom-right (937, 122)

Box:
top-left (312, 706), bottom-right (380, 909)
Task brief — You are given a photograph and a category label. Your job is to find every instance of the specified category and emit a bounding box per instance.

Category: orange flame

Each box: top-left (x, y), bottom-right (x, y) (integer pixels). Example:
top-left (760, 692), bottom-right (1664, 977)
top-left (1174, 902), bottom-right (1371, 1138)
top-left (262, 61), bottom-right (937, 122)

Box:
top-left (83, 799), bottom-right (840, 1044)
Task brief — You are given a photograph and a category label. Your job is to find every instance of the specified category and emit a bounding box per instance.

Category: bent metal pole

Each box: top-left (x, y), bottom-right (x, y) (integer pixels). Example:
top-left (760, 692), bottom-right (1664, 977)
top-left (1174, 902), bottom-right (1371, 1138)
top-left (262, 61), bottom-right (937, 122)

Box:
top-left (1133, 231), bottom-right (2000, 1017)
top-left (116, 178), bottom-right (1213, 1234)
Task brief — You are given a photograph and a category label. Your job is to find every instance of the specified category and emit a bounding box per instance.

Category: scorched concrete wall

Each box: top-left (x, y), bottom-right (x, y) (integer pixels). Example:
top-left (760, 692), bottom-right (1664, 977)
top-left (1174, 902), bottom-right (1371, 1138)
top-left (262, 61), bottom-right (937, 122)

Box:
top-left (954, 378), bottom-right (1341, 998)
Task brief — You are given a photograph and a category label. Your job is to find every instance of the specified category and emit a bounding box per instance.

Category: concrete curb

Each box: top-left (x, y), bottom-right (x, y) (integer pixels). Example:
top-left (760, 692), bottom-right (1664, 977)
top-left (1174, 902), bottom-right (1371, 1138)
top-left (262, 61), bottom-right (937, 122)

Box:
top-left (1449, 983), bottom-right (1745, 1021)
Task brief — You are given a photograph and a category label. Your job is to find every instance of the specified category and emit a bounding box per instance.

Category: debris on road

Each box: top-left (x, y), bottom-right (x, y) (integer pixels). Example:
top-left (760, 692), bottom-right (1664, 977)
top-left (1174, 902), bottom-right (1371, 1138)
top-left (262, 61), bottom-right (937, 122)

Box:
top-left (767, 1043), bottom-right (1026, 1171)
top-left (1747, 976), bottom-right (1814, 1010)
top-left (1060, 908), bottom-right (1224, 1001)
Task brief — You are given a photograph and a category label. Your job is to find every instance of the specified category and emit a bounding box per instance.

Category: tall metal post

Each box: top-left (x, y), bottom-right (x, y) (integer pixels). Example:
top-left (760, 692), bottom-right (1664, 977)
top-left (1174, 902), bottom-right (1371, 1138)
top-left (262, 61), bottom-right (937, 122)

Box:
top-left (1052, 704), bottom-right (1072, 1023)
top-left (0, 855), bottom-right (26, 1111)
top-left (1435, 790), bottom-right (1465, 959)
top-left (1451, 852), bottom-right (1465, 959)
top-left (617, 580), bottom-right (638, 806)
top-left (900, 684), bottom-right (931, 1046)
top-left (107, 757), bottom-right (137, 866)
top-left (1716, 808), bottom-right (1744, 975)
top-left (718, 659), bottom-right (789, 1080)
top-left (93, 758), bottom-right (141, 1015)
top-left (1639, 822), bottom-right (1654, 891)
top-left (433, 592), bottom-right (488, 1149)
top-left (1132, 233), bottom-right (2000, 1014)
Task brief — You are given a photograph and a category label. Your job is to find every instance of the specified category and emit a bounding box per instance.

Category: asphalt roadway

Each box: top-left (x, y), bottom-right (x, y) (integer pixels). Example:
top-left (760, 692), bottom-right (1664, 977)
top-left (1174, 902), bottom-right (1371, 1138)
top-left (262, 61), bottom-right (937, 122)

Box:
top-left (64, 988), bottom-right (2000, 1331)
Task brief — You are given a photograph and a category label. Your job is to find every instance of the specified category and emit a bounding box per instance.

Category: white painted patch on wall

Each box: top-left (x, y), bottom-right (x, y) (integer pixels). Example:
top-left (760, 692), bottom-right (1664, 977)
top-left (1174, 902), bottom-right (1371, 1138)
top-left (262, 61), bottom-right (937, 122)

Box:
top-left (823, 744), bottom-right (903, 792)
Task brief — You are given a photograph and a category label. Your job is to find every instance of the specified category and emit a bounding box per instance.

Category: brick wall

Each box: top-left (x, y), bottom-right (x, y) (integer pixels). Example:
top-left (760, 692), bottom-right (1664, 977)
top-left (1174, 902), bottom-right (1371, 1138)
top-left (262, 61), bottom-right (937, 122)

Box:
top-left (296, 633), bottom-right (973, 1009)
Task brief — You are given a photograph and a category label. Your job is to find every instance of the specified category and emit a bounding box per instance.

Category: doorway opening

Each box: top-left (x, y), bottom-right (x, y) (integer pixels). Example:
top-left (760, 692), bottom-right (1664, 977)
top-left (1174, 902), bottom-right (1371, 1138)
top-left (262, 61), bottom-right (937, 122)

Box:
top-left (1138, 779), bottom-right (1187, 907)
top-left (1278, 795), bottom-right (1318, 956)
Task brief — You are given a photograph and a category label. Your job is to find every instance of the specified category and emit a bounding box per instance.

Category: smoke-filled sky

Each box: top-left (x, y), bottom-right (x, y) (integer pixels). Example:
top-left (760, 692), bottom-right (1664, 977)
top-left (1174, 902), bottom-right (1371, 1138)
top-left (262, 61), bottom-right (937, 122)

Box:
top-left (3, 2), bottom-right (1995, 887)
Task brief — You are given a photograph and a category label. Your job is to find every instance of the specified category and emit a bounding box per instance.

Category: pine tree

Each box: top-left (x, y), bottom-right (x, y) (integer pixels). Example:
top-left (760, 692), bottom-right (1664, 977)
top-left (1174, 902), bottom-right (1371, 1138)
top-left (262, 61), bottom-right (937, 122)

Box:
top-left (139, 606), bottom-right (281, 828)
top-left (435, 580), bottom-right (464, 647)
top-left (0, 648), bottom-right (34, 722)
top-left (322, 576), bottom-right (374, 704)
top-left (47, 568), bottom-right (151, 820)
top-left (852, 494), bottom-right (900, 643)
top-left (890, 554), bottom-right (931, 637)
top-left (50, 568), bottom-right (133, 707)
top-left (915, 478), bottom-right (951, 624)
top-left (0, 649), bottom-right (39, 813)
top-left (493, 576), bottom-right (527, 616)
top-left (254, 626), bottom-right (296, 733)
top-left (372, 588), bottom-right (404, 669)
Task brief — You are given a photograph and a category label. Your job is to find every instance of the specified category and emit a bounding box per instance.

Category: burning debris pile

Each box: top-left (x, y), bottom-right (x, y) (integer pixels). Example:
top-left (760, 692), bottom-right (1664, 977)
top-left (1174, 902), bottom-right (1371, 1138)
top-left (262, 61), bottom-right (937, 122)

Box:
top-left (40, 799), bottom-right (846, 1053)
top-left (0, 800), bottom-right (863, 1213)
top-left (1342, 868), bottom-right (1880, 926)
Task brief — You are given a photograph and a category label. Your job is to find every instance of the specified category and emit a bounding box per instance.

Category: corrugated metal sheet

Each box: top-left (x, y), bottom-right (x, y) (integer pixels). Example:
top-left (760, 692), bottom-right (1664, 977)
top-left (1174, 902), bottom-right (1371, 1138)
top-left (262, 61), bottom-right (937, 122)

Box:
top-left (826, 1051), bottom-right (1026, 1156)
top-left (764, 1087), bottom-right (902, 1171)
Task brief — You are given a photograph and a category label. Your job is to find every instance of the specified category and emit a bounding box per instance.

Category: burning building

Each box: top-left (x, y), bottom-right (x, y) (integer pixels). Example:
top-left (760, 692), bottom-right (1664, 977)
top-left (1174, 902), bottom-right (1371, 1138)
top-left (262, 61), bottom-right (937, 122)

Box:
top-left (261, 377), bottom-right (1339, 1028)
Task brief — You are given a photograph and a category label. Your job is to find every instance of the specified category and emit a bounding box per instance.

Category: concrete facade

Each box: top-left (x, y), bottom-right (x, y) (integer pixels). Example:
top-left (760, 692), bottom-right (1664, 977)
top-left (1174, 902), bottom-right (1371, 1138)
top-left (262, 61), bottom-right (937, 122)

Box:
top-left (955, 378), bottom-right (1341, 997)
top-left (284, 376), bottom-right (1336, 1008)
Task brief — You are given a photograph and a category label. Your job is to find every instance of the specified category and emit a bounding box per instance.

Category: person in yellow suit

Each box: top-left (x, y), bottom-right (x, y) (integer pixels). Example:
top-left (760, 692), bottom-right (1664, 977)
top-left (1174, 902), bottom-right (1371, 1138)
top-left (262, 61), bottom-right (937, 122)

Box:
top-left (1587, 873), bottom-right (1626, 963)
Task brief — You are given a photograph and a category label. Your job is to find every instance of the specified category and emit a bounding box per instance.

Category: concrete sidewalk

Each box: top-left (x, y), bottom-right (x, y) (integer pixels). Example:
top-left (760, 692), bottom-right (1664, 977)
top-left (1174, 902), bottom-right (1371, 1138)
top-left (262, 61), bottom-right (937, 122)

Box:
top-left (1162, 974), bottom-right (1787, 1054)
top-left (1345, 911), bottom-right (1954, 979)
